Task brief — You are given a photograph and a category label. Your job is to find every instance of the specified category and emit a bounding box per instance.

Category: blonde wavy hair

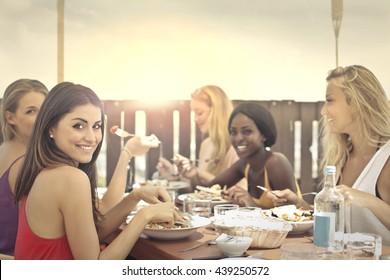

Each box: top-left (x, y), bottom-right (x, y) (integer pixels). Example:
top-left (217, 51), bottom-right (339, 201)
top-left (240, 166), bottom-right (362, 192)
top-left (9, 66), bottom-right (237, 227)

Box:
top-left (320, 65), bottom-right (390, 179)
top-left (1, 79), bottom-right (48, 142)
top-left (191, 85), bottom-right (233, 175)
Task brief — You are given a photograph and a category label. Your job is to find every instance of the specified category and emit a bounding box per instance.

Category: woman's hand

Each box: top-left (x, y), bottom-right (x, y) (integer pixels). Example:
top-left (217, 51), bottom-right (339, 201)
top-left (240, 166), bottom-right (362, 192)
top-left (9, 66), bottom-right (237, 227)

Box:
top-left (267, 189), bottom-right (313, 209)
top-left (141, 202), bottom-right (182, 226)
top-left (224, 186), bottom-right (255, 206)
top-left (267, 189), bottom-right (299, 207)
top-left (156, 157), bottom-right (180, 181)
top-left (336, 185), bottom-right (369, 207)
top-left (132, 185), bottom-right (172, 204)
top-left (123, 136), bottom-right (151, 157)
top-left (173, 154), bottom-right (197, 179)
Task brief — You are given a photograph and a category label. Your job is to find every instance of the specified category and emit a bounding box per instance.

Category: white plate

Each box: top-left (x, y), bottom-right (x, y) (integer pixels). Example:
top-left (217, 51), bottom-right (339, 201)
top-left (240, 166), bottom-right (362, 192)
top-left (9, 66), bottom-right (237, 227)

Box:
top-left (144, 180), bottom-right (190, 191)
top-left (165, 181), bottom-right (190, 191)
top-left (288, 220), bottom-right (314, 234)
top-left (142, 215), bottom-right (211, 240)
top-left (261, 206), bottom-right (314, 234)
top-left (177, 193), bottom-right (230, 206)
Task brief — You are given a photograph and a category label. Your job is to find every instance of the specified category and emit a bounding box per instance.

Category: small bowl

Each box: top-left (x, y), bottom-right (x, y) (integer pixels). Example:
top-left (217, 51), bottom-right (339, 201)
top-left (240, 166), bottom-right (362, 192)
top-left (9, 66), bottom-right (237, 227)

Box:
top-left (216, 235), bottom-right (253, 257)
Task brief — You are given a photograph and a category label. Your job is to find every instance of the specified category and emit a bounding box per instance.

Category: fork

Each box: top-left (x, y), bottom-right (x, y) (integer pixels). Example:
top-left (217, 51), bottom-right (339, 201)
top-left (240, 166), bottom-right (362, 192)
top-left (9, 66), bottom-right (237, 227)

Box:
top-left (256, 185), bottom-right (281, 198)
top-left (110, 126), bottom-right (135, 138)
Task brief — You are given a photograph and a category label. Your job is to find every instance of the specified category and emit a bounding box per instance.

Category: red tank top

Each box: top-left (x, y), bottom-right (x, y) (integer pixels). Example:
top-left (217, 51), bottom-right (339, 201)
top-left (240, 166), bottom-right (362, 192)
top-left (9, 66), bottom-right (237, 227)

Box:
top-left (14, 196), bottom-right (74, 260)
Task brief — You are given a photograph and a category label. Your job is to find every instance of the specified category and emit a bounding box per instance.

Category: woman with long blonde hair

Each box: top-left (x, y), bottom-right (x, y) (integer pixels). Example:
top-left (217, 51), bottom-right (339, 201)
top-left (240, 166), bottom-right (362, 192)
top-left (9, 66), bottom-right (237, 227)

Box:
top-left (268, 65), bottom-right (390, 245)
top-left (157, 85), bottom-right (246, 190)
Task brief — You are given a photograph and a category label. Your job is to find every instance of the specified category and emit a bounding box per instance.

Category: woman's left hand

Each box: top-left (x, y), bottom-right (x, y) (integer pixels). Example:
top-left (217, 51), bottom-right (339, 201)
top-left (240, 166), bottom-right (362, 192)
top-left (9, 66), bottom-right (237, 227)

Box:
top-left (337, 184), bottom-right (370, 207)
top-left (173, 154), bottom-right (197, 179)
top-left (133, 185), bottom-right (172, 204)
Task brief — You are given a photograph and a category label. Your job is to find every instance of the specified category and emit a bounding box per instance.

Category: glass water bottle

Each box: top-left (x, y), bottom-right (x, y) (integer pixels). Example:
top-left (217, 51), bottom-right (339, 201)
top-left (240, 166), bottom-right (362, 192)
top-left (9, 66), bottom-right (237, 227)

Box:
top-left (314, 165), bottom-right (345, 259)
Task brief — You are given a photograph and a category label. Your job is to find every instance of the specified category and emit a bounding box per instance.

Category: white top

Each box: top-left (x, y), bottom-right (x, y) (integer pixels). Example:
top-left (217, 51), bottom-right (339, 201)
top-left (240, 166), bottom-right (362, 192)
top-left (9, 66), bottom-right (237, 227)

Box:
top-left (348, 140), bottom-right (390, 246)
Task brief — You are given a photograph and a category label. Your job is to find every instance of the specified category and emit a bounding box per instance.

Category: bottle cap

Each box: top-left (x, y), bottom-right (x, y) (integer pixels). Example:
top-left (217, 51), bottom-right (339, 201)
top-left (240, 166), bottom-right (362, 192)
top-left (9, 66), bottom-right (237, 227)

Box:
top-left (324, 165), bottom-right (336, 173)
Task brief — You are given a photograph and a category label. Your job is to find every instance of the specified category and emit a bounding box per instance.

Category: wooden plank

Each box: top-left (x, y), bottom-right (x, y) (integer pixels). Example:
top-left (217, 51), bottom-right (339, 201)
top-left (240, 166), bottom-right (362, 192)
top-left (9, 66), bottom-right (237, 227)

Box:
top-left (178, 100), bottom-right (192, 158)
top-left (300, 102), bottom-right (317, 199)
top-left (103, 100), bottom-right (123, 186)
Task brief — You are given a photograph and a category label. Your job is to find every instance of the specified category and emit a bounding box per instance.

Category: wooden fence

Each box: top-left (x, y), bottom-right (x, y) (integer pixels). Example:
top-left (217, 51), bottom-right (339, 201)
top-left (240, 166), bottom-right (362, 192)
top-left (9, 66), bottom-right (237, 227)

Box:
top-left (0, 99), bottom-right (325, 198)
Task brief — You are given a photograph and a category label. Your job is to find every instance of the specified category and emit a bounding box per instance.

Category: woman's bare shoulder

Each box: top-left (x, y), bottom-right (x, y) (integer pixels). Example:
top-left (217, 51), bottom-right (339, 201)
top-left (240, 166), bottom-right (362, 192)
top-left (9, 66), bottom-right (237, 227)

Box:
top-left (267, 152), bottom-right (291, 165)
top-left (37, 166), bottom-right (90, 190)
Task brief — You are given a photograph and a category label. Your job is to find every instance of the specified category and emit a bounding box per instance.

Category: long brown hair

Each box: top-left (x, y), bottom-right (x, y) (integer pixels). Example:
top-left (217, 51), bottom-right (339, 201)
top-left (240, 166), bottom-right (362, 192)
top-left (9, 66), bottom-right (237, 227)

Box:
top-left (14, 82), bottom-right (105, 224)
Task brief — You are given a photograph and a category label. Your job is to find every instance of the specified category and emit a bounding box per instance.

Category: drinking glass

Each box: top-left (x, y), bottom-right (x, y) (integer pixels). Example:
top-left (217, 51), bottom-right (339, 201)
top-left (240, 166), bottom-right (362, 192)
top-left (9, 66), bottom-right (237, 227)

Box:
top-left (280, 243), bottom-right (317, 260)
top-left (188, 199), bottom-right (212, 218)
top-left (345, 232), bottom-right (382, 260)
top-left (214, 204), bottom-right (239, 223)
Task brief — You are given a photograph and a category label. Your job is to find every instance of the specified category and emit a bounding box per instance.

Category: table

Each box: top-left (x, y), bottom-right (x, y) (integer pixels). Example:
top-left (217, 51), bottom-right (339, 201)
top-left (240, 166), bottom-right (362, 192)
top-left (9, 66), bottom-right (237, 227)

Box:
top-left (129, 226), bottom-right (390, 260)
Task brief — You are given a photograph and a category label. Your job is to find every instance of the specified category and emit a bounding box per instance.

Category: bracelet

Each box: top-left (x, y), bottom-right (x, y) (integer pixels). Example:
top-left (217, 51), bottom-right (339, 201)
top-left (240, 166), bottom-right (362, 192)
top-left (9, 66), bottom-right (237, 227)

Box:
top-left (121, 147), bottom-right (133, 158)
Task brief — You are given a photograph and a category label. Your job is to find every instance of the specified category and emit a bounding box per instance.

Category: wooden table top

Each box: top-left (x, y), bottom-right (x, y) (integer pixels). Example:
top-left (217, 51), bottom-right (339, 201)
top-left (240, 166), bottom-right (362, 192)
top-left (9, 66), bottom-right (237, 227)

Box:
top-left (128, 225), bottom-right (390, 260)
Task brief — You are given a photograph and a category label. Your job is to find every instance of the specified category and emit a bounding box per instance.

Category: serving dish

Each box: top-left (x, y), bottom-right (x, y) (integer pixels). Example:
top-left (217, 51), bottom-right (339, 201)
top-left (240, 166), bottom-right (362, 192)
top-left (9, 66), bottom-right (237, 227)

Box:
top-left (141, 215), bottom-right (211, 240)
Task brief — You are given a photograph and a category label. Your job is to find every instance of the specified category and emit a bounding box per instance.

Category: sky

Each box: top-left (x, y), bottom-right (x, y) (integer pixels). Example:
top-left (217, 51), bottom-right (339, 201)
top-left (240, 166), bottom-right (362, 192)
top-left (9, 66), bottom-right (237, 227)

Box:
top-left (1, 0), bottom-right (389, 102)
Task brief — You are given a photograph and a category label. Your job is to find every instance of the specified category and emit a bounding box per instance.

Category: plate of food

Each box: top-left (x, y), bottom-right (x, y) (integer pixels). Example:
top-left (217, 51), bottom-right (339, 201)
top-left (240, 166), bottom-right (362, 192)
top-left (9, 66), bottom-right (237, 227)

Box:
top-left (262, 204), bottom-right (314, 234)
top-left (177, 184), bottom-right (230, 206)
top-left (144, 179), bottom-right (190, 191)
top-left (139, 215), bottom-right (211, 240)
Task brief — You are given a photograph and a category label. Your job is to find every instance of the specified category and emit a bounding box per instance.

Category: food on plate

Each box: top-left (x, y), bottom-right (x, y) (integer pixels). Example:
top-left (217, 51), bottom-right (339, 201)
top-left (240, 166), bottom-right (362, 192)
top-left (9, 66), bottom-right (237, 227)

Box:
top-left (144, 179), bottom-right (189, 191)
top-left (265, 205), bottom-right (314, 222)
top-left (146, 221), bottom-right (188, 229)
top-left (194, 184), bottom-right (228, 201)
top-left (141, 134), bottom-right (160, 147)
top-left (145, 179), bottom-right (169, 188)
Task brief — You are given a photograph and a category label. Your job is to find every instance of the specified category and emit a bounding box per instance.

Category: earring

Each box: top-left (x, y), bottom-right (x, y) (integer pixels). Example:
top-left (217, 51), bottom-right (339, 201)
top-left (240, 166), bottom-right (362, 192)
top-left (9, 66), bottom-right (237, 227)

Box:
top-left (50, 134), bottom-right (54, 138)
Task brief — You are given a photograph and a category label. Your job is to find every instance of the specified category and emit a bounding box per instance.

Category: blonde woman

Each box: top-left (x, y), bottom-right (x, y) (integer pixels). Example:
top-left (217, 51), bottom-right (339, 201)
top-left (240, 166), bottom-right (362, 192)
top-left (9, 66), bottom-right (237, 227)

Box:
top-left (268, 65), bottom-right (390, 245)
top-left (0, 79), bottom-right (48, 256)
top-left (157, 85), bottom-right (246, 191)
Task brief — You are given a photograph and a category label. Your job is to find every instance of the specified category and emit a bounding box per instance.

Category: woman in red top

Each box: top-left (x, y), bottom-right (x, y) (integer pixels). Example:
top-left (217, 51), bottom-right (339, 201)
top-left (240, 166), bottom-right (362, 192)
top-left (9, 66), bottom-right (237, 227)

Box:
top-left (14, 82), bottom-right (180, 259)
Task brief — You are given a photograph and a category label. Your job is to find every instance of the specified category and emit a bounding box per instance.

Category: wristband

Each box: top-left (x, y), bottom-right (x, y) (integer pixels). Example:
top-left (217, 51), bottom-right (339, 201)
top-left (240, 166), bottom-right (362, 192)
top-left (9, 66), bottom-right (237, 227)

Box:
top-left (121, 147), bottom-right (133, 158)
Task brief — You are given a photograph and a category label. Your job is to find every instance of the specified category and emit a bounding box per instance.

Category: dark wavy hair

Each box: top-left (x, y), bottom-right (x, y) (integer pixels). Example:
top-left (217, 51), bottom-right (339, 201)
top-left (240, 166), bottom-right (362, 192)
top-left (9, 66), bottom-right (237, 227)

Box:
top-left (228, 102), bottom-right (277, 148)
top-left (14, 82), bottom-right (105, 224)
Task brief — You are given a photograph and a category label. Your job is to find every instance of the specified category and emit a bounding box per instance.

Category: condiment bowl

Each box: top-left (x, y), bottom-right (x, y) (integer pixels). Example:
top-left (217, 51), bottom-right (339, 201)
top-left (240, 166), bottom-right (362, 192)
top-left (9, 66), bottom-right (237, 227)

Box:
top-left (216, 235), bottom-right (253, 257)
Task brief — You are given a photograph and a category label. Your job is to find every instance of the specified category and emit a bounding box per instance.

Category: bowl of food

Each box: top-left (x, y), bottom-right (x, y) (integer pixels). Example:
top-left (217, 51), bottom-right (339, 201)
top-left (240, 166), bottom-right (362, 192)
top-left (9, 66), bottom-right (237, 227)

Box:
top-left (138, 215), bottom-right (211, 240)
top-left (262, 205), bottom-right (314, 234)
top-left (216, 234), bottom-right (253, 257)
